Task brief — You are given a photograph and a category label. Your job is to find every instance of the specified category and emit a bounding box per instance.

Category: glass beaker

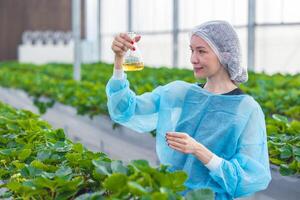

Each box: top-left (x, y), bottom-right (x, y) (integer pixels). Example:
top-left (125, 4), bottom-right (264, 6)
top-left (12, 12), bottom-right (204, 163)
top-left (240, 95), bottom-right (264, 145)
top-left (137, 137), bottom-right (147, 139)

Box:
top-left (123, 32), bottom-right (144, 71)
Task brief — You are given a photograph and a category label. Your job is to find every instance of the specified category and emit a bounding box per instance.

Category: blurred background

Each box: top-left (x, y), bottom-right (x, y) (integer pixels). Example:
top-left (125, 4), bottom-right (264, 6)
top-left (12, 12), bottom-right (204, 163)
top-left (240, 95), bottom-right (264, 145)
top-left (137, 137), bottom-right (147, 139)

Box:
top-left (0, 0), bottom-right (299, 74)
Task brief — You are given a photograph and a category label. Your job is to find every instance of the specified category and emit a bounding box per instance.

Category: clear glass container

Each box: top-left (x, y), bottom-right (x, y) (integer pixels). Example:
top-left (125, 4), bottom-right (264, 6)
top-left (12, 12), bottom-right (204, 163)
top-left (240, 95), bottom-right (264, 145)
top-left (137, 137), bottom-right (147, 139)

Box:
top-left (123, 32), bottom-right (144, 71)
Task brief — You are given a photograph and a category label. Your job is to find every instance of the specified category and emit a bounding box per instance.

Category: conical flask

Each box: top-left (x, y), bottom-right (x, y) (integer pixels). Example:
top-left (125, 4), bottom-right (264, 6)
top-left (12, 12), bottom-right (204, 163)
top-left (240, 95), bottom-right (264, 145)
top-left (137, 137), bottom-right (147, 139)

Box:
top-left (123, 32), bottom-right (144, 71)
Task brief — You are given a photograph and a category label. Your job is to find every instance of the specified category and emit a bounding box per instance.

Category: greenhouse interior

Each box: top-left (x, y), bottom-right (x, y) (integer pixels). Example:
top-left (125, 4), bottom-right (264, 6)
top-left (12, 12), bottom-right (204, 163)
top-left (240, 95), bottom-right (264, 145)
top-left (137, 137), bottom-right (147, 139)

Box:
top-left (0, 0), bottom-right (299, 199)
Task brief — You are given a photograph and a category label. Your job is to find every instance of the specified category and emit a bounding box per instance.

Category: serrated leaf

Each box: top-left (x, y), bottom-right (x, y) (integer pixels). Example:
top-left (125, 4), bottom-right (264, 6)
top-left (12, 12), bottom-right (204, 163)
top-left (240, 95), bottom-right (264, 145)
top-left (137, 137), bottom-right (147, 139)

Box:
top-left (73, 143), bottom-right (84, 153)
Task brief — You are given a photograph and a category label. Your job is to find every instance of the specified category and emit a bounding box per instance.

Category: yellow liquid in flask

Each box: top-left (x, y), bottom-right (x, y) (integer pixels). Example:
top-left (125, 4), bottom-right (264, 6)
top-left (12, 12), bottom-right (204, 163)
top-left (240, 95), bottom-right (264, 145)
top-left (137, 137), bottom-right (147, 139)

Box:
top-left (123, 62), bottom-right (144, 71)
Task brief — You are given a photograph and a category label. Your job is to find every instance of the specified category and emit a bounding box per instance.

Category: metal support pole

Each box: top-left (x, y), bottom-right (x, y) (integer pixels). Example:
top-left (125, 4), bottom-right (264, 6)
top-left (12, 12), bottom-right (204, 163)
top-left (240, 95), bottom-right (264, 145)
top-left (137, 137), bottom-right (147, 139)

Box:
top-left (72, 0), bottom-right (81, 81)
top-left (128, 0), bottom-right (132, 32)
top-left (172, 0), bottom-right (179, 68)
top-left (247, 0), bottom-right (256, 71)
top-left (97, 0), bottom-right (102, 61)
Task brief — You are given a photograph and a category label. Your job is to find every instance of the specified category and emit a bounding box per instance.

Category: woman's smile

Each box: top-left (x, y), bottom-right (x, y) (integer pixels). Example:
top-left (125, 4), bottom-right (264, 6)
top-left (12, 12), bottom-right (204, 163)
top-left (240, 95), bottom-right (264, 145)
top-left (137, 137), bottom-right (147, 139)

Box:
top-left (194, 66), bottom-right (204, 74)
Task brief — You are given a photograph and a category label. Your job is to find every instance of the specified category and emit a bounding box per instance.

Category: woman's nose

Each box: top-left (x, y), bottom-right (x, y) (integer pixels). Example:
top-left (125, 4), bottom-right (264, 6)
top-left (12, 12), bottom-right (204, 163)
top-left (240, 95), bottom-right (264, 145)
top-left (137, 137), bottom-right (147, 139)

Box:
top-left (190, 53), bottom-right (199, 64)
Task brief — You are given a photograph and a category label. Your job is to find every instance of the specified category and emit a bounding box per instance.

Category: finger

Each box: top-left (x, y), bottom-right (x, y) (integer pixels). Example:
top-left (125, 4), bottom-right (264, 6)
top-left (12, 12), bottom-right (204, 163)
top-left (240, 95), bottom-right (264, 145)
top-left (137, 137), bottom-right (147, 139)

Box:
top-left (134, 35), bottom-right (141, 43)
top-left (119, 33), bottom-right (135, 44)
top-left (112, 46), bottom-right (125, 53)
top-left (113, 40), bottom-right (128, 51)
top-left (115, 37), bottom-right (134, 50)
top-left (169, 144), bottom-right (185, 153)
top-left (167, 140), bottom-right (185, 149)
top-left (166, 132), bottom-right (186, 138)
top-left (166, 137), bottom-right (186, 145)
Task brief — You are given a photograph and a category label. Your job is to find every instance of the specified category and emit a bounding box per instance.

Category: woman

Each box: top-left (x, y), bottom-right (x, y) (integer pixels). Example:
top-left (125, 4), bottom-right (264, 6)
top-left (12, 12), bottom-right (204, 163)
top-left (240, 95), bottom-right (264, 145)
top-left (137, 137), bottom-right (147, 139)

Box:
top-left (106, 20), bottom-right (271, 200)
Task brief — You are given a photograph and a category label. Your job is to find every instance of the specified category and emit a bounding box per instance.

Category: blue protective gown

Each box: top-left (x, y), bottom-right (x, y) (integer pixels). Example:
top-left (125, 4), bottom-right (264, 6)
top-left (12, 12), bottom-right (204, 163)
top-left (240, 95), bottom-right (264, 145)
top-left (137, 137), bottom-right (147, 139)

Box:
top-left (106, 75), bottom-right (271, 200)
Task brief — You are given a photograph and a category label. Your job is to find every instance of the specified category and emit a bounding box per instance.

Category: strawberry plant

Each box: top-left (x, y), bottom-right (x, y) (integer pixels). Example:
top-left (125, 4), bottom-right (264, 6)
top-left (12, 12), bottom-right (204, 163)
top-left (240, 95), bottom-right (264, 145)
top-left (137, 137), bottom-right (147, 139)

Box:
top-left (0, 61), bottom-right (299, 176)
top-left (0, 101), bottom-right (214, 199)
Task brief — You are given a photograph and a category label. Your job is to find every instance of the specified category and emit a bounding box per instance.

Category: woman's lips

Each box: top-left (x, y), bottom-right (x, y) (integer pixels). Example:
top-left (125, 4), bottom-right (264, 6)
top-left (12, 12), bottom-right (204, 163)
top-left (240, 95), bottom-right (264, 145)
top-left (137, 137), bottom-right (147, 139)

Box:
top-left (194, 67), bottom-right (204, 71)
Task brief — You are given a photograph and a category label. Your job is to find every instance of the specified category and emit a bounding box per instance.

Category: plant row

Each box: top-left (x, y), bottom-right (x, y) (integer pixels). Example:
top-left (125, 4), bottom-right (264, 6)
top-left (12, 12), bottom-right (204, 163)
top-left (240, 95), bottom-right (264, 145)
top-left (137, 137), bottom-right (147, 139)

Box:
top-left (0, 62), bottom-right (299, 176)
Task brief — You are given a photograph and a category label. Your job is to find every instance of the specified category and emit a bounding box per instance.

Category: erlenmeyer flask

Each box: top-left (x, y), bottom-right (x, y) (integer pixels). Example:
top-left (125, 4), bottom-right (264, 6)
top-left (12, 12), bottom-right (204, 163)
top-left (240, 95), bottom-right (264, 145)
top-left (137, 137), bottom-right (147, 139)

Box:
top-left (123, 32), bottom-right (144, 71)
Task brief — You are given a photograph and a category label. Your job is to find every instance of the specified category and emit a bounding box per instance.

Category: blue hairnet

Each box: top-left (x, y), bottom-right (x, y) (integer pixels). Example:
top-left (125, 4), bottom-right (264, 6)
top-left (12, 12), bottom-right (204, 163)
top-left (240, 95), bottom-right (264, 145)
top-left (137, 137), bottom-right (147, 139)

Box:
top-left (190, 20), bottom-right (248, 83)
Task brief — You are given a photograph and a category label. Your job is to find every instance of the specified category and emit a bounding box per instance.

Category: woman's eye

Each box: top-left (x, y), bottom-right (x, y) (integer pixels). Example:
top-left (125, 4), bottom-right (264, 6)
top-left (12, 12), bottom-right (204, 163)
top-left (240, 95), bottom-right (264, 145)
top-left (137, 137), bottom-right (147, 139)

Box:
top-left (198, 50), bottom-right (205, 54)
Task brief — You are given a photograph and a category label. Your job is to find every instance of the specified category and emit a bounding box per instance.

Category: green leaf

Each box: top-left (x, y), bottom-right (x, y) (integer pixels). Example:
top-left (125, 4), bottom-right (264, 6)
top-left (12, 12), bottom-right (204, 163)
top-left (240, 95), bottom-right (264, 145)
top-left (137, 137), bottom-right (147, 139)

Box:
top-left (51, 141), bottom-right (72, 152)
top-left (37, 150), bottom-right (52, 161)
top-left (30, 160), bottom-right (49, 171)
top-left (131, 160), bottom-right (150, 172)
top-left (55, 166), bottom-right (72, 177)
top-left (18, 148), bottom-right (32, 161)
top-left (92, 159), bottom-right (111, 175)
top-left (75, 191), bottom-right (105, 200)
top-left (272, 114), bottom-right (289, 124)
top-left (279, 164), bottom-right (296, 176)
top-left (279, 145), bottom-right (293, 159)
top-left (128, 181), bottom-right (147, 196)
top-left (6, 181), bottom-right (22, 191)
top-left (269, 158), bottom-right (285, 165)
top-left (0, 191), bottom-right (13, 199)
top-left (32, 176), bottom-right (56, 190)
top-left (186, 188), bottom-right (214, 200)
top-left (111, 160), bottom-right (128, 175)
top-left (0, 148), bottom-right (16, 156)
top-left (21, 165), bottom-right (43, 178)
top-left (11, 160), bottom-right (26, 169)
top-left (73, 143), bottom-right (84, 153)
top-left (55, 128), bottom-right (66, 141)
top-left (103, 173), bottom-right (127, 193)
top-left (169, 171), bottom-right (188, 188)
top-left (150, 192), bottom-right (168, 200)
top-left (41, 171), bottom-right (55, 179)
top-left (293, 147), bottom-right (300, 156)
top-left (287, 120), bottom-right (300, 134)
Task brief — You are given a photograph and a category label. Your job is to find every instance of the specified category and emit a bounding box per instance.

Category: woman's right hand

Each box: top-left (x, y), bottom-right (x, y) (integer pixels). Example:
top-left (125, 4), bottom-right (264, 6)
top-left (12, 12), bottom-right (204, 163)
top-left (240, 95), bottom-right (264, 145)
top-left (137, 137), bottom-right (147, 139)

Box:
top-left (111, 33), bottom-right (141, 70)
top-left (111, 33), bottom-right (141, 58)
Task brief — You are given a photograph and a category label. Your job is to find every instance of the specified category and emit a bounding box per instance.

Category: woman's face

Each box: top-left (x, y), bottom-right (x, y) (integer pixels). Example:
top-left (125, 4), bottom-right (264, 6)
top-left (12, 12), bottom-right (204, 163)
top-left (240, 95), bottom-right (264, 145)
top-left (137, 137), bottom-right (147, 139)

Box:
top-left (190, 35), bottom-right (223, 79)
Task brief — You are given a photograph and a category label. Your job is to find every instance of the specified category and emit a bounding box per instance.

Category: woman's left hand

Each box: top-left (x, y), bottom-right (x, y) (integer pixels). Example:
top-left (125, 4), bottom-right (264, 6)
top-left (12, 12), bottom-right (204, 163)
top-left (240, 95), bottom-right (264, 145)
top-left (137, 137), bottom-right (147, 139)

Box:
top-left (165, 132), bottom-right (200, 154)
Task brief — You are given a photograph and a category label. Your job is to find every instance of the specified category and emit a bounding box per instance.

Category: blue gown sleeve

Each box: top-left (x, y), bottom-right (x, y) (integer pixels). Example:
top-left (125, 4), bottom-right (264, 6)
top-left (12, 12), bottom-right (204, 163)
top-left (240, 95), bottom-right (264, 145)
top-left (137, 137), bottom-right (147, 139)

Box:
top-left (208, 105), bottom-right (272, 198)
top-left (105, 74), bottom-right (162, 133)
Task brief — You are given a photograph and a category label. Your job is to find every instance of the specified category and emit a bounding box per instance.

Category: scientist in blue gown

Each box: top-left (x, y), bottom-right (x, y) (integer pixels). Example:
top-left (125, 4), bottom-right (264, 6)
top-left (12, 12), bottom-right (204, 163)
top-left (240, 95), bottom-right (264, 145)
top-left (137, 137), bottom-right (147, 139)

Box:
top-left (106, 20), bottom-right (271, 200)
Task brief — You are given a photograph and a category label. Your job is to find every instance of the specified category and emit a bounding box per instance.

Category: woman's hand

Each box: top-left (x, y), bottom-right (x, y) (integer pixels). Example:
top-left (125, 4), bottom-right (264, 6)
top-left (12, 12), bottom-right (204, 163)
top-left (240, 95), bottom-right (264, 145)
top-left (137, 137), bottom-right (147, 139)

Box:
top-left (166, 132), bottom-right (214, 164)
top-left (111, 33), bottom-right (141, 58)
top-left (111, 33), bottom-right (141, 70)
top-left (165, 132), bottom-right (200, 154)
